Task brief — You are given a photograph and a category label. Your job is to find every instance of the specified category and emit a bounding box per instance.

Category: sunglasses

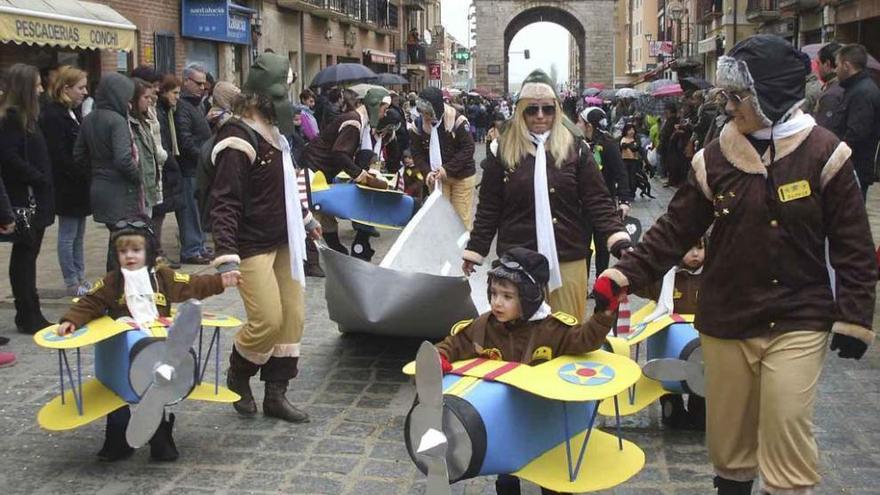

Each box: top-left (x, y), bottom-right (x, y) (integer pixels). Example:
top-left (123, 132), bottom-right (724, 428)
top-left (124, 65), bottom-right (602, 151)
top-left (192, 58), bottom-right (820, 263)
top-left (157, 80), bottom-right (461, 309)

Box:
top-left (114, 220), bottom-right (154, 235)
top-left (498, 258), bottom-right (537, 284)
top-left (523, 105), bottom-right (556, 117)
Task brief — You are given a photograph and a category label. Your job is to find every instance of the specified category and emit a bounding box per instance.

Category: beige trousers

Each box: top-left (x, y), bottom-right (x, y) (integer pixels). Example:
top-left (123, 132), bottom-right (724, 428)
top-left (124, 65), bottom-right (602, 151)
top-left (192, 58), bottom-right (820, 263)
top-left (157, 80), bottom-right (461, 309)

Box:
top-left (702, 330), bottom-right (829, 494)
top-left (547, 259), bottom-right (589, 323)
top-left (442, 174), bottom-right (477, 231)
top-left (234, 246), bottom-right (305, 365)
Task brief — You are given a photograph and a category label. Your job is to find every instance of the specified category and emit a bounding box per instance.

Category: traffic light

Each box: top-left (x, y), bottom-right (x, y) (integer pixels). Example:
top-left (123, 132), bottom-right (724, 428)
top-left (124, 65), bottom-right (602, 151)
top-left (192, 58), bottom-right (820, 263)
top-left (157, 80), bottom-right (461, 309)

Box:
top-left (524, 49), bottom-right (530, 59)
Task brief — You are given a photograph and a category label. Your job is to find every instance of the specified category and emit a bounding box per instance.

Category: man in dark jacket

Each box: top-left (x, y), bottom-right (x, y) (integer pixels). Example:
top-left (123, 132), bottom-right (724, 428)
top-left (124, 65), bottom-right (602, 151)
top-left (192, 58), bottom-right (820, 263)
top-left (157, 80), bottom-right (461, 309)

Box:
top-left (834, 43), bottom-right (880, 198)
top-left (812, 42), bottom-right (844, 130)
top-left (174, 63), bottom-right (212, 264)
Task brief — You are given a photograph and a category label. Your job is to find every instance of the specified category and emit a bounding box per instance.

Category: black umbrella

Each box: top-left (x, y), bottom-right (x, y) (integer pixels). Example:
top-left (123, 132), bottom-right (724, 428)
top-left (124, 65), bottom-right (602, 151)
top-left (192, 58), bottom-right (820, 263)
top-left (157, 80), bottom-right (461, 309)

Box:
top-left (374, 73), bottom-right (409, 86)
top-left (681, 77), bottom-right (713, 92)
top-left (310, 63), bottom-right (378, 88)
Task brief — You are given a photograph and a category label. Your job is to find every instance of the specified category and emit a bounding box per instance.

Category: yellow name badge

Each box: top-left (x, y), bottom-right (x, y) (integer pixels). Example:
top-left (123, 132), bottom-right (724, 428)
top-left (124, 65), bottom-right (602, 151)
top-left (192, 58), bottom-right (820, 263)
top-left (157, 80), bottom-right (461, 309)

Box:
top-left (154, 293), bottom-right (167, 307)
top-left (778, 180), bottom-right (811, 202)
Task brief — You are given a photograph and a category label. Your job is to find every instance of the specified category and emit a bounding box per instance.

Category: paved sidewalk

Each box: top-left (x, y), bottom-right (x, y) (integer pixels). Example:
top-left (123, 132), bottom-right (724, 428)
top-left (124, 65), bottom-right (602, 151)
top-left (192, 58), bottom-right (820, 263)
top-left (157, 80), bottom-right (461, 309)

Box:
top-left (1, 153), bottom-right (879, 494)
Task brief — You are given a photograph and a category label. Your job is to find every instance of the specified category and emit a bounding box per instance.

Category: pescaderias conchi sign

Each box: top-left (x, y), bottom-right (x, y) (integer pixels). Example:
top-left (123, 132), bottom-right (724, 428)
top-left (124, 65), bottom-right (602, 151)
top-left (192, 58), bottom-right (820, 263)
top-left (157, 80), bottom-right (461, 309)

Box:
top-left (0, 9), bottom-right (135, 51)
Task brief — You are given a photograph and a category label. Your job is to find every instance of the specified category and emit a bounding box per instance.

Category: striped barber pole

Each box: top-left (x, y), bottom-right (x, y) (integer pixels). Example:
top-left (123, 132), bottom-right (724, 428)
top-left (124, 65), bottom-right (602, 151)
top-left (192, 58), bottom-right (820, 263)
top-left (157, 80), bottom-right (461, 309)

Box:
top-left (616, 294), bottom-right (632, 335)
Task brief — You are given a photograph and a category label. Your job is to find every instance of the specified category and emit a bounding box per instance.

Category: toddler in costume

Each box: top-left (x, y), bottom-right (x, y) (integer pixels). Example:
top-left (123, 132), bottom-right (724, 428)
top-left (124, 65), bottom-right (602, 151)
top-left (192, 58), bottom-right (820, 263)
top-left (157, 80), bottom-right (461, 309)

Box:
top-left (435, 247), bottom-right (615, 495)
top-left (56, 218), bottom-right (239, 462)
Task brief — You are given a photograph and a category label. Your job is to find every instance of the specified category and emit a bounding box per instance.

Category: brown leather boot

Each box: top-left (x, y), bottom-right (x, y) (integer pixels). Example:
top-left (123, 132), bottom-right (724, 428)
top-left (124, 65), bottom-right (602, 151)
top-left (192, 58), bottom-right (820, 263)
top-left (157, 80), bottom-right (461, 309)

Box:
top-left (227, 351), bottom-right (258, 416)
top-left (263, 381), bottom-right (309, 423)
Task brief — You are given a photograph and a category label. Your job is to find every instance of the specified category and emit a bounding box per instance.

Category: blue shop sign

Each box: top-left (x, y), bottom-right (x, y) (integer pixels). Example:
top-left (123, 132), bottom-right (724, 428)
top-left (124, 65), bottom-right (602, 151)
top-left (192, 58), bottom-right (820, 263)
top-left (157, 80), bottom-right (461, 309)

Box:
top-left (181, 0), bottom-right (254, 45)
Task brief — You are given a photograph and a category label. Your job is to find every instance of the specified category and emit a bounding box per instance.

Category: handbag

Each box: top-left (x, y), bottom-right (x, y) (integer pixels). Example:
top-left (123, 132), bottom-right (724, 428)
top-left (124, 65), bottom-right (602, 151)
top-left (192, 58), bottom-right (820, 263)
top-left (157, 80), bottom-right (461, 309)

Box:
top-left (0, 186), bottom-right (36, 243)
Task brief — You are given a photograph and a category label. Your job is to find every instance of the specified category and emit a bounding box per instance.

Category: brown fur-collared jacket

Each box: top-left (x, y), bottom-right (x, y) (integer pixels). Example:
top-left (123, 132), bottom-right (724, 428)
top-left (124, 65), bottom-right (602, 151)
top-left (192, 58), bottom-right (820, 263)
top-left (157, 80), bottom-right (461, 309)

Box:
top-left (61, 267), bottom-right (224, 328)
top-left (408, 104), bottom-right (476, 179)
top-left (436, 311), bottom-right (615, 365)
top-left (605, 121), bottom-right (876, 345)
top-left (464, 140), bottom-right (630, 265)
top-left (300, 108), bottom-right (371, 182)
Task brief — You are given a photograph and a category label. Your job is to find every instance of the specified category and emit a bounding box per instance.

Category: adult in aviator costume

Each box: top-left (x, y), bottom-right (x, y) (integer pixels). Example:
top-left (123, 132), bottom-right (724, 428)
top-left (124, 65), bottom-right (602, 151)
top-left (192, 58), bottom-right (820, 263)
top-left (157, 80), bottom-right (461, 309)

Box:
top-left (595, 35), bottom-right (876, 494)
top-left (409, 87), bottom-right (476, 229)
top-left (210, 53), bottom-right (322, 423)
top-left (463, 70), bottom-right (631, 322)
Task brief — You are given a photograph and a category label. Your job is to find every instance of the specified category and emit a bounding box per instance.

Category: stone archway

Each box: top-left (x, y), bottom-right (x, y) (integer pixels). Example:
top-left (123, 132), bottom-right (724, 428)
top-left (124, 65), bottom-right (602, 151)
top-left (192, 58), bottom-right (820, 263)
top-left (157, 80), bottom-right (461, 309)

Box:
top-left (475, 0), bottom-right (615, 95)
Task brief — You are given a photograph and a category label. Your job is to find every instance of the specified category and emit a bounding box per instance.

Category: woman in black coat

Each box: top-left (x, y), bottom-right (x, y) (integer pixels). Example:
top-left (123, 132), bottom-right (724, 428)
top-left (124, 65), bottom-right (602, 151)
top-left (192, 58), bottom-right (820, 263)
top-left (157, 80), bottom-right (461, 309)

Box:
top-left (152, 75), bottom-right (185, 259)
top-left (0, 64), bottom-right (55, 334)
top-left (38, 65), bottom-right (91, 296)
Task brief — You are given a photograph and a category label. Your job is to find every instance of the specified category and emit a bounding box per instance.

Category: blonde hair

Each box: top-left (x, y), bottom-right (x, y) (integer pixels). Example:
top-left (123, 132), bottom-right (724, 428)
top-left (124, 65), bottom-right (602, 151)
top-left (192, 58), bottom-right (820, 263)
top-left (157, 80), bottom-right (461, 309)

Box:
top-left (50, 66), bottom-right (87, 108)
top-left (498, 98), bottom-right (574, 170)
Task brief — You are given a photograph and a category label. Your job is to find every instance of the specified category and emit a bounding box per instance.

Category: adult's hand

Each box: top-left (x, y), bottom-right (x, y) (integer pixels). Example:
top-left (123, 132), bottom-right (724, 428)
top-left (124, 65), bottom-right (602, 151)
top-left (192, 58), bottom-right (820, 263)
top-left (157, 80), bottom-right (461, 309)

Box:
top-left (830, 333), bottom-right (868, 360)
top-left (221, 271), bottom-right (242, 288)
top-left (0, 222), bottom-right (14, 234)
top-left (308, 223), bottom-right (323, 240)
top-left (461, 260), bottom-right (476, 276)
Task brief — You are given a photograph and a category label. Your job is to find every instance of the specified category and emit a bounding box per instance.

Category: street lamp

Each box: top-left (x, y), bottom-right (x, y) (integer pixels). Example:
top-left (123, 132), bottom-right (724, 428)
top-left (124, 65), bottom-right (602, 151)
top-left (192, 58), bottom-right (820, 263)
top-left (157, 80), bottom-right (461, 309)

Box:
top-left (667, 1), bottom-right (686, 58)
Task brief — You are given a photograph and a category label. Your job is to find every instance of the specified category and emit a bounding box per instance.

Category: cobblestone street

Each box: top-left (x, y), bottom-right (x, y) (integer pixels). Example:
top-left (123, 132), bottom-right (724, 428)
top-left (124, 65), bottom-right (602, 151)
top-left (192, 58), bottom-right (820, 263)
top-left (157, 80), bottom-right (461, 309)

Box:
top-left (1, 147), bottom-right (879, 495)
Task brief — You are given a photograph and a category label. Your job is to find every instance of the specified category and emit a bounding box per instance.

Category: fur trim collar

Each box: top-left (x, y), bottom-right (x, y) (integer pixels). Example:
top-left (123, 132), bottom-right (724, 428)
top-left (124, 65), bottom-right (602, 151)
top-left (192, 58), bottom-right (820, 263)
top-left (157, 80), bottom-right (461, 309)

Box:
top-left (718, 120), bottom-right (815, 175)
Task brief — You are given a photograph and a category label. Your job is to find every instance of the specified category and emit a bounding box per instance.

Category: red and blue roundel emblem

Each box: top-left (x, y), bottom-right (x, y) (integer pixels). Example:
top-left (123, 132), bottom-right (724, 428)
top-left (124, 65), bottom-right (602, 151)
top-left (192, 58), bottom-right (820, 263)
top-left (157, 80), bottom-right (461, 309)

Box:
top-left (558, 362), bottom-right (615, 386)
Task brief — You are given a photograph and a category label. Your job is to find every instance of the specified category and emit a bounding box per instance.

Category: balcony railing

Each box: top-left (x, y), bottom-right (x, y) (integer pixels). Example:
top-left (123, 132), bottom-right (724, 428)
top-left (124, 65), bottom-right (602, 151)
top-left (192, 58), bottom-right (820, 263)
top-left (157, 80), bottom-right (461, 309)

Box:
top-left (746, 0), bottom-right (781, 23)
top-left (778, 0), bottom-right (819, 10)
top-left (288, 0), bottom-right (398, 30)
top-left (698, 0), bottom-right (723, 23)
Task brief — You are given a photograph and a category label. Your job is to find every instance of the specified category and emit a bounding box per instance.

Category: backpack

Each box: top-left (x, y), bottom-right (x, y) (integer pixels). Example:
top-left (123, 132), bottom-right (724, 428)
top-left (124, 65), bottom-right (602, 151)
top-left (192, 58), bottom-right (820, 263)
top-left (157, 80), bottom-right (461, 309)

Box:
top-left (195, 118), bottom-right (259, 229)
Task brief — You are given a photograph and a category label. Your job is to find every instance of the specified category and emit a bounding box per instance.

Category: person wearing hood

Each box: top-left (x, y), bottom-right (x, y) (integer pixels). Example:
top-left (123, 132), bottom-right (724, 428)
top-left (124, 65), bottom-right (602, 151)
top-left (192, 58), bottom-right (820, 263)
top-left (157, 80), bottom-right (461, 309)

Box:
top-left (300, 86), bottom-right (390, 256)
top-left (593, 35), bottom-right (877, 495)
top-left (465, 70), bottom-right (631, 322)
top-left (206, 81), bottom-right (240, 130)
top-left (210, 53), bottom-right (322, 424)
top-left (409, 87), bottom-right (477, 229)
top-left (436, 247), bottom-right (614, 495)
top-left (74, 72), bottom-right (142, 271)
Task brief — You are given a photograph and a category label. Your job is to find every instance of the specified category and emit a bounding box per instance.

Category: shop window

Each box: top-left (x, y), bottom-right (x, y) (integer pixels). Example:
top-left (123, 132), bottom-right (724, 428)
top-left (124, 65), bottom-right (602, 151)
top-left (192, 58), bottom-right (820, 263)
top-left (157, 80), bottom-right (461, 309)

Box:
top-left (116, 51), bottom-right (130, 74)
top-left (155, 33), bottom-right (176, 76)
top-left (185, 39), bottom-right (219, 79)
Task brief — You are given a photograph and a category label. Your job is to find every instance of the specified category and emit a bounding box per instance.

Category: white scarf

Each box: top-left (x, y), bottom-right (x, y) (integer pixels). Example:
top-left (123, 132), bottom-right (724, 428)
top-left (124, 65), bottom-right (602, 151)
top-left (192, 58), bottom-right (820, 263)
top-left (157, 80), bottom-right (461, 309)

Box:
top-left (429, 120), bottom-right (443, 172)
top-left (529, 301), bottom-right (552, 322)
top-left (360, 123), bottom-right (373, 152)
top-left (642, 265), bottom-right (703, 324)
top-left (278, 128), bottom-right (308, 287)
top-left (373, 135), bottom-right (383, 158)
top-left (750, 110), bottom-right (815, 140)
top-left (122, 267), bottom-right (159, 329)
top-left (531, 131), bottom-right (562, 292)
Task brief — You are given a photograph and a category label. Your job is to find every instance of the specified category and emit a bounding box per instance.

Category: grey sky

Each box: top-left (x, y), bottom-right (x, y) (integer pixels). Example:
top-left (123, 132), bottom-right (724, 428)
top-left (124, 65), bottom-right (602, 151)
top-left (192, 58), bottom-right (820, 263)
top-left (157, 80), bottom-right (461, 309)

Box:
top-left (441, 0), bottom-right (571, 86)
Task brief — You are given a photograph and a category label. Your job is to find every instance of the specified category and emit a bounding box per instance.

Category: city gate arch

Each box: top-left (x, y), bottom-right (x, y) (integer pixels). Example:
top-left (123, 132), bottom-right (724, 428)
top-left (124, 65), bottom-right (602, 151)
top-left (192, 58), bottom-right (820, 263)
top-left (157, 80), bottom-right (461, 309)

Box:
top-left (474, 0), bottom-right (616, 95)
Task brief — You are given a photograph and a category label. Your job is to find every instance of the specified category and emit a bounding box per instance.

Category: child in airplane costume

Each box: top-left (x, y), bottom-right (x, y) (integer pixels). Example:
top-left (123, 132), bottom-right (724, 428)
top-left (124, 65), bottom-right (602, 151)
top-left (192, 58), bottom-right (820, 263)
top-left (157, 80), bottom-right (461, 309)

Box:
top-left (436, 247), bottom-right (615, 495)
top-left (56, 219), bottom-right (237, 462)
top-left (594, 35), bottom-right (877, 495)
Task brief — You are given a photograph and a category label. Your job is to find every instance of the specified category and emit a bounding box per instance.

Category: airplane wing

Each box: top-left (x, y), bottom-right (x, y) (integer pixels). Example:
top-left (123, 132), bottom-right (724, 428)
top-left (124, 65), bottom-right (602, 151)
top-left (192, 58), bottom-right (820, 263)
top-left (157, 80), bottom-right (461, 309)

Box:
top-left (311, 183), bottom-right (414, 229)
top-left (513, 429), bottom-right (645, 493)
top-left (37, 378), bottom-right (127, 431)
top-left (34, 317), bottom-right (139, 349)
top-left (404, 351), bottom-right (641, 402)
top-left (596, 375), bottom-right (666, 417)
top-left (625, 311), bottom-right (695, 345)
top-left (169, 308), bottom-right (243, 329)
top-left (187, 383), bottom-right (241, 403)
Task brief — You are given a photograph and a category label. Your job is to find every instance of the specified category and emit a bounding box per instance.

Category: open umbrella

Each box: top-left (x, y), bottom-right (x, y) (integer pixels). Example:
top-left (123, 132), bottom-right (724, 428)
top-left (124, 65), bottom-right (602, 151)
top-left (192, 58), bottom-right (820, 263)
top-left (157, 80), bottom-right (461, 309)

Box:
top-left (651, 83), bottom-right (684, 97)
top-left (598, 89), bottom-right (617, 100)
top-left (616, 88), bottom-right (641, 99)
top-left (680, 77), bottom-right (713, 92)
top-left (583, 87), bottom-right (601, 97)
top-left (648, 79), bottom-right (678, 93)
top-left (348, 83), bottom-right (385, 99)
top-left (311, 63), bottom-right (378, 87)
top-left (374, 72), bottom-right (409, 86)
top-left (801, 43), bottom-right (880, 71)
